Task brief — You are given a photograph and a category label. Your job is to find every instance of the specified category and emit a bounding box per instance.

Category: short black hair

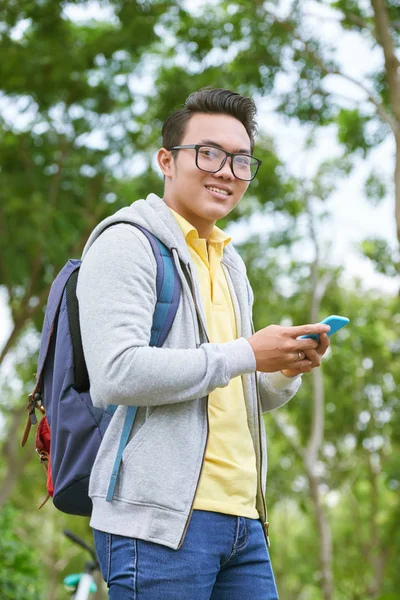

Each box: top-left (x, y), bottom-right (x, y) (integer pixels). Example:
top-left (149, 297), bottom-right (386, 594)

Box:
top-left (162, 87), bottom-right (258, 153)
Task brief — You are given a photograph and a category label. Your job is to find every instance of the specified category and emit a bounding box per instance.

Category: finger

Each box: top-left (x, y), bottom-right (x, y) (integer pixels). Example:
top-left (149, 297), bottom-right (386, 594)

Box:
top-left (289, 323), bottom-right (331, 338)
top-left (294, 360), bottom-right (313, 372)
top-left (303, 349), bottom-right (320, 367)
top-left (318, 333), bottom-right (330, 354)
top-left (287, 354), bottom-right (312, 369)
top-left (296, 338), bottom-right (320, 351)
top-left (304, 349), bottom-right (318, 362)
top-left (283, 359), bottom-right (314, 375)
top-left (290, 350), bottom-right (306, 363)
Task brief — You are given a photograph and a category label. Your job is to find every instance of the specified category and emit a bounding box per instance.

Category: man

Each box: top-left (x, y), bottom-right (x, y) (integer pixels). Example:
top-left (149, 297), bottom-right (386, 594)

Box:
top-left (77, 88), bottom-right (330, 599)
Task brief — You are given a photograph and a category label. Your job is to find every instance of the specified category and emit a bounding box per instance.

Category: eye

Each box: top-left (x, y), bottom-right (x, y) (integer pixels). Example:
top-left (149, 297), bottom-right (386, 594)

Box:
top-left (199, 147), bottom-right (221, 160)
top-left (234, 155), bottom-right (251, 167)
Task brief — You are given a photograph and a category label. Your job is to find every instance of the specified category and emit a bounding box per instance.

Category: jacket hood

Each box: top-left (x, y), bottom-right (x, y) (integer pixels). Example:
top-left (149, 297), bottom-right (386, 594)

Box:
top-left (81, 193), bottom-right (246, 273)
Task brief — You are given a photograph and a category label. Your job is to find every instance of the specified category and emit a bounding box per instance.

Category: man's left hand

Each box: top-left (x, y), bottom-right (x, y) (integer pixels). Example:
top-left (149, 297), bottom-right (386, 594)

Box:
top-left (281, 333), bottom-right (330, 377)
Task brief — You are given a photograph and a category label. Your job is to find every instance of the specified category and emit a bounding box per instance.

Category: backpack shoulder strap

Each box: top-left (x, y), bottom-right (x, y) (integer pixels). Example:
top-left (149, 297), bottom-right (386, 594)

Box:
top-left (134, 224), bottom-right (181, 347)
top-left (66, 270), bottom-right (89, 393)
top-left (94, 221), bottom-right (181, 346)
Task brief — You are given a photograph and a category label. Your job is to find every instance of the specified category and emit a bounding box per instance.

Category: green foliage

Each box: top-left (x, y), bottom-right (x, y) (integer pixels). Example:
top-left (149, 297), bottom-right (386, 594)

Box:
top-left (361, 237), bottom-right (400, 276)
top-left (251, 263), bottom-right (400, 598)
top-left (1, 1), bottom-right (399, 598)
top-left (337, 109), bottom-right (372, 155)
top-left (331, 0), bottom-right (372, 24)
top-left (0, 505), bottom-right (44, 599)
top-left (312, 156), bottom-right (353, 200)
top-left (364, 171), bottom-right (388, 206)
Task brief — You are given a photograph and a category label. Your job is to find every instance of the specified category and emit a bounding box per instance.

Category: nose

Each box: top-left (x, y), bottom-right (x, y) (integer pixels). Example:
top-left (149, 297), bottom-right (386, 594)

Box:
top-left (215, 157), bottom-right (235, 180)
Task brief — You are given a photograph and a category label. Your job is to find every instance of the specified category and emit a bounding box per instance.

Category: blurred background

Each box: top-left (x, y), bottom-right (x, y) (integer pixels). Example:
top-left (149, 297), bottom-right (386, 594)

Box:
top-left (0, 0), bottom-right (399, 598)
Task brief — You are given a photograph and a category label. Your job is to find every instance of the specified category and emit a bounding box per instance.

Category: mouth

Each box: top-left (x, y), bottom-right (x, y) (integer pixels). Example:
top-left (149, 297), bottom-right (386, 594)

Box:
top-left (205, 185), bottom-right (232, 200)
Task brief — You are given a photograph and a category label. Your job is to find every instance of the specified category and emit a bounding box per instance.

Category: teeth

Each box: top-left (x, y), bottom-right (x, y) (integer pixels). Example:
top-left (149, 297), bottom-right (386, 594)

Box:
top-left (207, 186), bottom-right (229, 195)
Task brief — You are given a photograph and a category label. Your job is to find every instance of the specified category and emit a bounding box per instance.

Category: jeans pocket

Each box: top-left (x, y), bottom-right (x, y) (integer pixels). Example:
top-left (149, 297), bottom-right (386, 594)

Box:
top-left (93, 529), bottom-right (111, 585)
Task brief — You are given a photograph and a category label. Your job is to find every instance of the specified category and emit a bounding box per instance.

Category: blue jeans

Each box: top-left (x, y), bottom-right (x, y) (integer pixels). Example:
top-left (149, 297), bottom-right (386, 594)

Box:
top-left (93, 510), bottom-right (278, 599)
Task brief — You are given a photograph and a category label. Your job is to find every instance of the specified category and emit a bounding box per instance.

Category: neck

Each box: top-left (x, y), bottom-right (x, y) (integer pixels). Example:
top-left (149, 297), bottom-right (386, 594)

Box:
top-left (163, 196), bottom-right (214, 239)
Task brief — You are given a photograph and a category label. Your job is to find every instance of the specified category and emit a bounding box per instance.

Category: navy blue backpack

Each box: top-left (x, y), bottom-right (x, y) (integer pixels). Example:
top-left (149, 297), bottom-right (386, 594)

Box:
top-left (21, 224), bottom-right (181, 516)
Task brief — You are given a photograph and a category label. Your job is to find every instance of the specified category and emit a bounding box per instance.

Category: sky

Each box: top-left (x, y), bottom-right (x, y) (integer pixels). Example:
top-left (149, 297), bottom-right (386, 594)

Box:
top-left (242, 1), bottom-right (398, 294)
top-left (0, 0), bottom-right (399, 355)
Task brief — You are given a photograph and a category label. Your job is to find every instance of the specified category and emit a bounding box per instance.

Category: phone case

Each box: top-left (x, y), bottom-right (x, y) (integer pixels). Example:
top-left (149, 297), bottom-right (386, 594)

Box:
top-left (300, 315), bottom-right (350, 340)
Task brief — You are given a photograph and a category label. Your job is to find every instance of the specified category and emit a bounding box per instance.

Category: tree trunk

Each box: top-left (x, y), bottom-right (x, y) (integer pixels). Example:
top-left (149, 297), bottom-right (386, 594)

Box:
top-left (366, 456), bottom-right (385, 598)
top-left (304, 200), bottom-right (334, 600)
top-left (308, 467), bottom-right (333, 600)
top-left (46, 568), bottom-right (60, 600)
top-left (273, 198), bottom-right (335, 599)
top-left (306, 365), bottom-right (333, 600)
top-left (370, 0), bottom-right (400, 244)
top-left (304, 366), bottom-right (334, 600)
top-left (395, 135), bottom-right (400, 246)
top-left (0, 319), bottom-right (26, 367)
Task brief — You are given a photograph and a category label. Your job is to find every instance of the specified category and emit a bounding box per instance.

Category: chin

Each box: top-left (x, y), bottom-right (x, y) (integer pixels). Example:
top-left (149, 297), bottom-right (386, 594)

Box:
top-left (200, 208), bottom-right (231, 223)
top-left (205, 200), bottom-right (237, 218)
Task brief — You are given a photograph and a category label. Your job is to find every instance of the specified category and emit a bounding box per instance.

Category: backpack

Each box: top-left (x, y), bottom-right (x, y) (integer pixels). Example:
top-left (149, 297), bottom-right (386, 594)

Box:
top-left (21, 223), bottom-right (181, 516)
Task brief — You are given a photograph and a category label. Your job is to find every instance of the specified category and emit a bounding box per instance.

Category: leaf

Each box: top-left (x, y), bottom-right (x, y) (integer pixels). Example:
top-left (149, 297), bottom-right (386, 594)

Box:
top-left (364, 171), bottom-right (387, 206)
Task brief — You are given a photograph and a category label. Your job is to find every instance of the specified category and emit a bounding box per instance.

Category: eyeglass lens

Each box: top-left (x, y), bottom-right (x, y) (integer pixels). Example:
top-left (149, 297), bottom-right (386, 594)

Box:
top-left (197, 146), bottom-right (258, 180)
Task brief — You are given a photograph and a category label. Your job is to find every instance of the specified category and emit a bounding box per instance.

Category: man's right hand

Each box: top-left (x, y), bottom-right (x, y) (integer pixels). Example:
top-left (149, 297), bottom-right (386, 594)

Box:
top-left (248, 323), bottom-right (331, 373)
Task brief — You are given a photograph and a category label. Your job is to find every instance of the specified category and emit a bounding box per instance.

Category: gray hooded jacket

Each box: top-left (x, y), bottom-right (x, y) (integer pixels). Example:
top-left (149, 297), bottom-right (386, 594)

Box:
top-left (77, 193), bottom-right (301, 550)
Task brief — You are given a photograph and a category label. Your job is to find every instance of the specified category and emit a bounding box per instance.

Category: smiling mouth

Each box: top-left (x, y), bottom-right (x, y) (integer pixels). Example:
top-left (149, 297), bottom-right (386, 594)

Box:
top-left (205, 186), bottom-right (231, 198)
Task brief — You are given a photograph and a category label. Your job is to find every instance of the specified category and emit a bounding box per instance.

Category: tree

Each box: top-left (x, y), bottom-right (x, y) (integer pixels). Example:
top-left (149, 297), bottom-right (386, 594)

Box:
top-left (0, 0), bottom-right (297, 507)
top-left (0, 505), bottom-right (44, 599)
top-left (241, 230), bottom-right (400, 599)
top-left (0, 0), bottom-right (180, 510)
top-left (1, 1), bottom-right (399, 598)
top-left (156, 0), bottom-right (400, 273)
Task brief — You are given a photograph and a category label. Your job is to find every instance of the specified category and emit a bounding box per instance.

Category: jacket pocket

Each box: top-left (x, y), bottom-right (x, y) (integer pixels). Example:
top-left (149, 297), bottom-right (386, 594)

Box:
top-left (122, 405), bottom-right (167, 466)
top-left (117, 401), bottom-right (206, 514)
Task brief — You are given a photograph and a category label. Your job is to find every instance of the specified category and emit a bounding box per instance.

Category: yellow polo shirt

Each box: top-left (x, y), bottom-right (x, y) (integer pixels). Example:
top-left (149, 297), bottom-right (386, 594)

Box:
top-left (171, 210), bottom-right (258, 519)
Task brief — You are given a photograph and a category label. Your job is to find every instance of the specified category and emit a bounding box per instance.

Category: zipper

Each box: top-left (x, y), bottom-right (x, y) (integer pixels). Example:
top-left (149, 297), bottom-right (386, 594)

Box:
top-left (178, 401), bottom-right (209, 548)
top-left (222, 263), bottom-right (270, 547)
top-left (177, 262), bottom-right (210, 548)
top-left (178, 261), bottom-right (270, 548)
top-left (186, 263), bottom-right (209, 343)
top-left (254, 368), bottom-right (270, 548)
top-left (251, 315), bottom-right (270, 548)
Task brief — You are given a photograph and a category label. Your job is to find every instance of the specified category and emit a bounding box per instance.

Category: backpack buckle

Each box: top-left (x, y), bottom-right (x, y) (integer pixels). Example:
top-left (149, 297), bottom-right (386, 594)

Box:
top-left (28, 391), bottom-right (45, 423)
top-left (20, 392), bottom-right (46, 447)
top-left (36, 448), bottom-right (49, 469)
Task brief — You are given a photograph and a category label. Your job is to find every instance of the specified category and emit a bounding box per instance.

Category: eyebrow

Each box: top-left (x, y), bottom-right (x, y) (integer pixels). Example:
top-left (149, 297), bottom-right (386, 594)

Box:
top-left (199, 139), bottom-right (252, 155)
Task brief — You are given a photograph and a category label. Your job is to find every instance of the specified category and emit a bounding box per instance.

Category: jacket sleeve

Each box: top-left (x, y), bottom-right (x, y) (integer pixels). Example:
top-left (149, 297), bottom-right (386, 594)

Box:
top-left (258, 371), bottom-right (302, 413)
top-left (76, 225), bottom-right (256, 408)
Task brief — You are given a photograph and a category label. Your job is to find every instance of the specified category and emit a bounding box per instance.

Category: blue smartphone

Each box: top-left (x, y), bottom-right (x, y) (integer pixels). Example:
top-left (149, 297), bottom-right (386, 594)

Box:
top-left (300, 315), bottom-right (350, 340)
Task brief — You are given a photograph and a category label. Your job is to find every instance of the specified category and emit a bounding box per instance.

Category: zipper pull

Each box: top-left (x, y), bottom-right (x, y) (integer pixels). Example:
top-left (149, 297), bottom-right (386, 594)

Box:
top-left (263, 521), bottom-right (270, 548)
top-left (21, 391), bottom-right (45, 447)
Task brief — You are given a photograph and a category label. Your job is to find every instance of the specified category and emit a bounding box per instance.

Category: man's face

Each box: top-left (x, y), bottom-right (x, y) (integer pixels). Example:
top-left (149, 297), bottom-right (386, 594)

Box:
top-left (158, 113), bottom-right (251, 237)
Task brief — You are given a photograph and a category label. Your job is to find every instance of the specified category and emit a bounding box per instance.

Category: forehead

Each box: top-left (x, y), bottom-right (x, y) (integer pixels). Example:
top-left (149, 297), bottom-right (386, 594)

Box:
top-left (181, 113), bottom-right (251, 153)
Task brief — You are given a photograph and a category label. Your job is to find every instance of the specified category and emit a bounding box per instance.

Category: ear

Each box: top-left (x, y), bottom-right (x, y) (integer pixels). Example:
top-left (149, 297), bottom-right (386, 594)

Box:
top-left (157, 148), bottom-right (174, 178)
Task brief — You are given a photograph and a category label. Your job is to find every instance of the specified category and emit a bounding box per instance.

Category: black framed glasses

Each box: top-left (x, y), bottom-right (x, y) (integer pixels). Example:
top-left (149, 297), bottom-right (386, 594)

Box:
top-left (168, 144), bottom-right (262, 181)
